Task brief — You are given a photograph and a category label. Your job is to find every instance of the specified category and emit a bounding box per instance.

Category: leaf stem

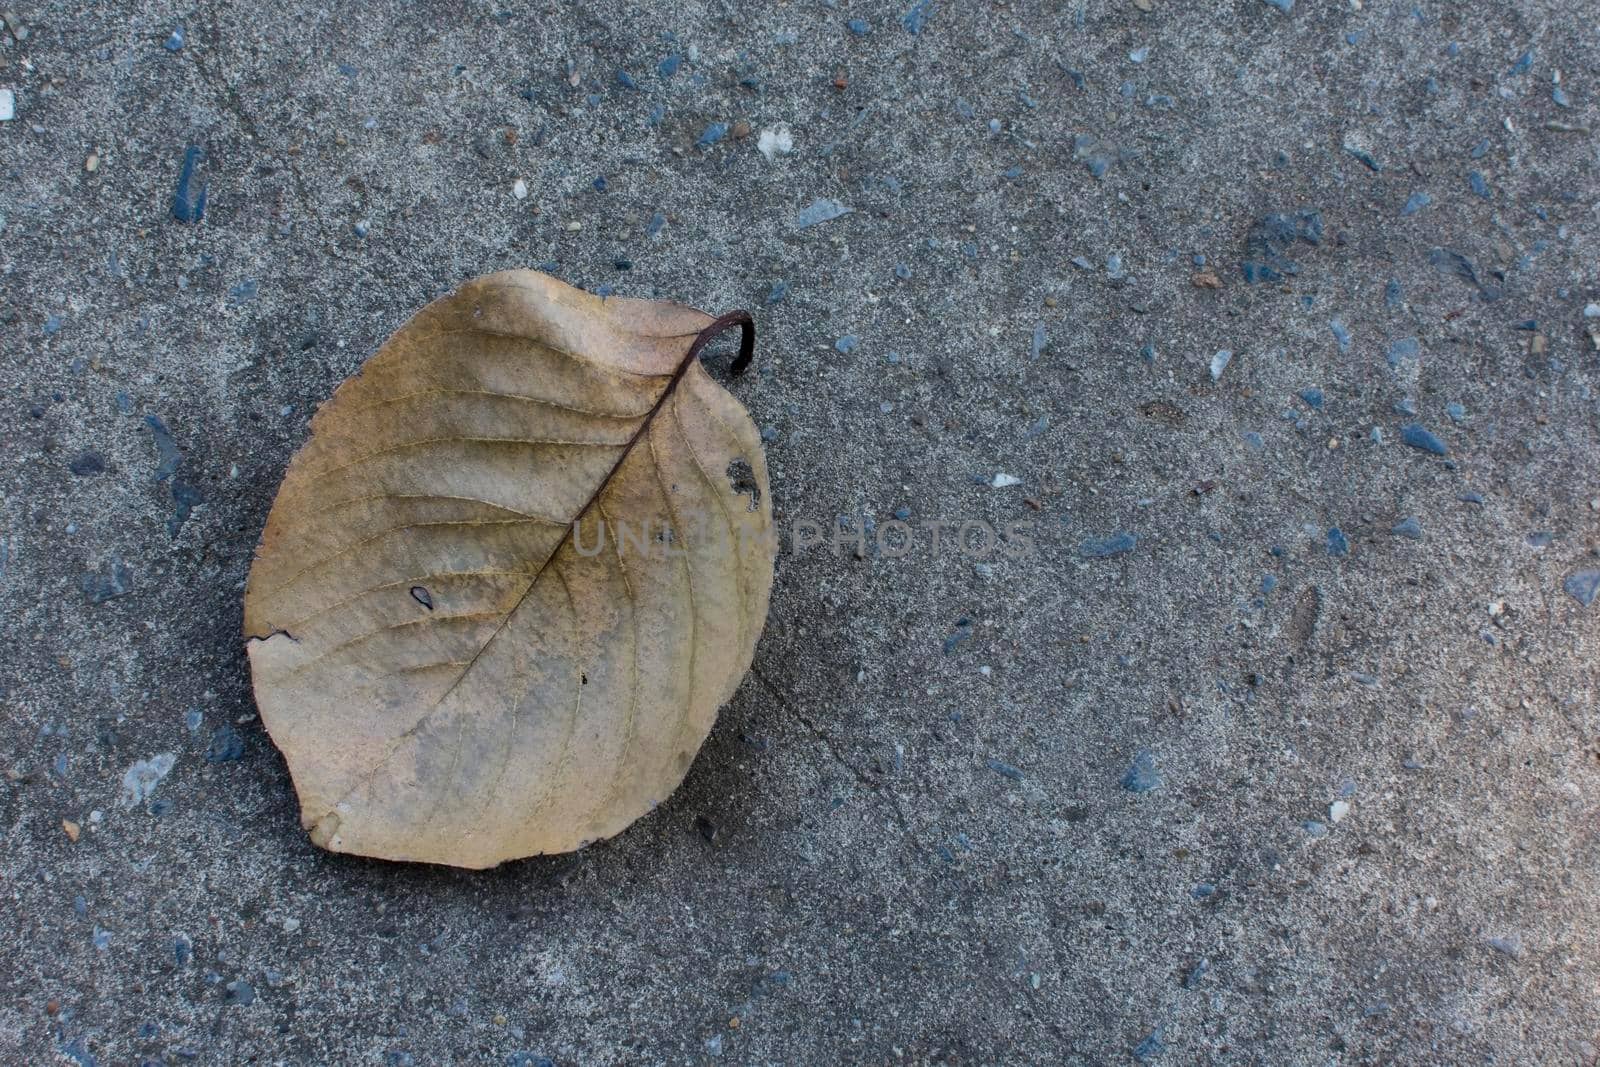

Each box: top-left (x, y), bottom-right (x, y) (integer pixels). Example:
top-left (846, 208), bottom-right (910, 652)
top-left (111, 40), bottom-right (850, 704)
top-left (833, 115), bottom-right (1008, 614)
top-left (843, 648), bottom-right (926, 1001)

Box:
top-left (689, 310), bottom-right (756, 377)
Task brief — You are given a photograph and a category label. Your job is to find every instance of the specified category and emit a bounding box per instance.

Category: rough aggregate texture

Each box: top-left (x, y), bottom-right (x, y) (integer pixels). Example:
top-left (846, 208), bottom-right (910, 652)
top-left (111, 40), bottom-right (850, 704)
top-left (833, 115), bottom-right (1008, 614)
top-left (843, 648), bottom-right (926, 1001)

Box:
top-left (2, 1), bottom-right (1599, 1064)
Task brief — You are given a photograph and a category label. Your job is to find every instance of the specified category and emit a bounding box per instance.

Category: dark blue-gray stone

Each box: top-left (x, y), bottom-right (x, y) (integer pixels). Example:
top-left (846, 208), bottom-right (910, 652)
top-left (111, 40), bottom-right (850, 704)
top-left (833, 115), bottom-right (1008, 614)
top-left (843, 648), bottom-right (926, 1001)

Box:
top-left (1400, 423), bottom-right (1448, 455)
top-left (207, 724), bottom-right (245, 763)
top-left (796, 199), bottom-right (851, 229)
top-left (987, 759), bottom-right (1024, 781)
top-left (171, 146), bottom-right (207, 223)
top-left (1564, 571), bottom-right (1600, 608)
top-left (1121, 750), bottom-right (1162, 793)
top-left (1392, 517), bottom-right (1423, 540)
top-left (1081, 532), bottom-right (1137, 559)
top-left (1134, 1029), bottom-right (1166, 1062)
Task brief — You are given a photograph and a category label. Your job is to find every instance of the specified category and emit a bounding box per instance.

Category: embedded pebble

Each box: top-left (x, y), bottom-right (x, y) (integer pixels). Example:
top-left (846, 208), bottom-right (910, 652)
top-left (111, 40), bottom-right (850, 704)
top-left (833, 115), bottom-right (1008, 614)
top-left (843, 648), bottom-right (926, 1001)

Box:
top-left (171, 146), bottom-right (207, 223)
top-left (82, 560), bottom-right (134, 603)
top-left (1081, 532), bottom-right (1137, 558)
top-left (1564, 571), bottom-right (1600, 608)
top-left (1133, 1030), bottom-right (1166, 1062)
top-left (757, 125), bottom-right (794, 161)
top-left (1387, 337), bottom-right (1420, 367)
top-left (1486, 934), bottom-right (1522, 959)
top-left (987, 759), bottom-right (1024, 781)
top-left (1209, 349), bottom-right (1233, 380)
top-left (70, 452), bottom-right (107, 476)
top-left (795, 198), bottom-right (850, 229)
top-left (118, 754), bottom-right (177, 808)
top-left (1400, 423), bottom-right (1448, 455)
top-left (903, 0), bottom-right (933, 33)
top-left (1329, 319), bottom-right (1351, 352)
top-left (206, 724), bottom-right (245, 763)
top-left (1391, 517), bottom-right (1423, 540)
top-left (1121, 750), bottom-right (1162, 792)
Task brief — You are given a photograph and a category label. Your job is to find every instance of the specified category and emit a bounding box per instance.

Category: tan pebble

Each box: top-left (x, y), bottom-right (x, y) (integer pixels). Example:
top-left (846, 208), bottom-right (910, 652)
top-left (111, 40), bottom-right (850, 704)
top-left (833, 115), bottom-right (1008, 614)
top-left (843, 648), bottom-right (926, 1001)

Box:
top-left (62, 819), bottom-right (80, 842)
top-left (1191, 270), bottom-right (1222, 289)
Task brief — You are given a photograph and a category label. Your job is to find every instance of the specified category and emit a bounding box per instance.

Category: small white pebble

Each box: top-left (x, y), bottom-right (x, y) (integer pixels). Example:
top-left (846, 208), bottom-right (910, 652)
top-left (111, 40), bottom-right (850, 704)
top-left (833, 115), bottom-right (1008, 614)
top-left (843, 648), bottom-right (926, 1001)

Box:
top-left (991, 473), bottom-right (1022, 488)
top-left (282, 917), bottom-right (301, 933)
top-left (1583, 303), bottom-right (1600, 318)
top-left (756, 124), bottom-right (793, 162)
top-left (0, 89), bottom-right (14, 122)
top-left (1329, 800), bottom-right (1351, 822)
top-left (512, 178), bottom-right (528, 200)
top-left (565, 220), bottom-right (582, 231)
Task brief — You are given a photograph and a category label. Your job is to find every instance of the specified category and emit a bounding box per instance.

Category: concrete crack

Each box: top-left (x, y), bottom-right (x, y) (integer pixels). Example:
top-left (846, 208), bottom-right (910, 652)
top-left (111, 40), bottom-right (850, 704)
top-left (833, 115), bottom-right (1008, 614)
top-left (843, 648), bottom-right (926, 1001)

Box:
top-left (749, 665), bottom-right (925, 853)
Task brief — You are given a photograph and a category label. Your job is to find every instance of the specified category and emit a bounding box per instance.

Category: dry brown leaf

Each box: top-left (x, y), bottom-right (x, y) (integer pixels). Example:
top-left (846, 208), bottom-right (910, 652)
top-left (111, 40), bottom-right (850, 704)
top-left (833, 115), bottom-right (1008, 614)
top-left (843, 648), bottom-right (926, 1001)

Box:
top-left (243, 271), bottom-right (775, 868)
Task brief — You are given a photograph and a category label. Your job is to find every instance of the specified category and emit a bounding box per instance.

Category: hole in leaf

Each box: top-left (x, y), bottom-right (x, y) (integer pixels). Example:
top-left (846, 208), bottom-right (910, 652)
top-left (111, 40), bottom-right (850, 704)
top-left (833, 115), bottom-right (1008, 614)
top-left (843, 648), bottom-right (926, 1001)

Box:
top-left (410, 586), bottom-right (434, 610)
top-left (726, 458), bottom-right (760, 510)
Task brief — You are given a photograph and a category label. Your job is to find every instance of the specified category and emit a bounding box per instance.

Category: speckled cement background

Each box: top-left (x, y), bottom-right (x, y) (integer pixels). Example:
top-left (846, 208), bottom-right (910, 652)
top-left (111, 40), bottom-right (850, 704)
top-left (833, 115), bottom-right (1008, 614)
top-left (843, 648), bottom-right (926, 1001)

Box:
top-left (3, 1), bottom-right (1599, 1063)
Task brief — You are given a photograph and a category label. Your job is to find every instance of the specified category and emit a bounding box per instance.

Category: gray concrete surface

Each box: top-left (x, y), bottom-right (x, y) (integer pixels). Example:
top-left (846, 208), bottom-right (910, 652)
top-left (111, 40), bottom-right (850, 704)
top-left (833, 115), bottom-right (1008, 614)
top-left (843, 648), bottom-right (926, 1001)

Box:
top-left (3, 1), bottom-right (1599, 1063)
